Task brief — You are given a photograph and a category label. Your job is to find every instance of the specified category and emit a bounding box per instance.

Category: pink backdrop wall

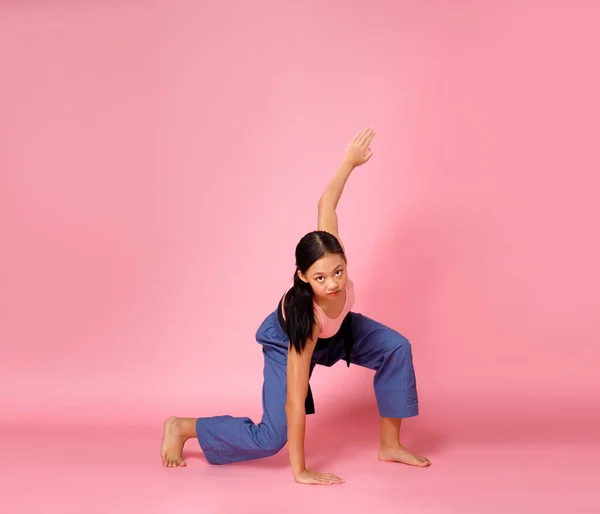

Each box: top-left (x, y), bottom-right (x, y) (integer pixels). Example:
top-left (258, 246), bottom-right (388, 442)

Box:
top-left (2, 1), bottom-right (599, 445)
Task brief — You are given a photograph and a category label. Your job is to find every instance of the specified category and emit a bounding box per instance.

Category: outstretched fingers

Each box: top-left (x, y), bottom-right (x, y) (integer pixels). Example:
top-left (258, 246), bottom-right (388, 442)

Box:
top-left (359, 127), bottom-right (375, 147)
top-left (352, 127), bottom-right (369, 144)
top-left (322, 473), bottom-right (344, 484)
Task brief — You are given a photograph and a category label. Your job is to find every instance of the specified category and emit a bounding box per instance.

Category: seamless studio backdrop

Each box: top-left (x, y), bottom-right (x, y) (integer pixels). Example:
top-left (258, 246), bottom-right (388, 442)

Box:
top-left (1, 1), bottom-right (599, 513)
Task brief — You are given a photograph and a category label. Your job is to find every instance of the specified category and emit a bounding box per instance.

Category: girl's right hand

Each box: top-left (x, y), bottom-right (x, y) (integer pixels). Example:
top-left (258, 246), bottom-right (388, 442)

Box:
top-left (294, 469), bottom-right (345, 485)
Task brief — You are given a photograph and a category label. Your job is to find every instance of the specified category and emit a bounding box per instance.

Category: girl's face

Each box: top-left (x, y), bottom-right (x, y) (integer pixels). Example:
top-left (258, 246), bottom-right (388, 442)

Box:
top-left (299, 253), bottom-right (348, 301)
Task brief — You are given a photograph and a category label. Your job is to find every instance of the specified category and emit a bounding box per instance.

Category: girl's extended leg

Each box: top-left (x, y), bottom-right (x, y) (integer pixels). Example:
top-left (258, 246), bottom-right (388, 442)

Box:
top-left (161, 343), bottom-right (289, 467)
top-left (350, 313), bottom-right (431, 467)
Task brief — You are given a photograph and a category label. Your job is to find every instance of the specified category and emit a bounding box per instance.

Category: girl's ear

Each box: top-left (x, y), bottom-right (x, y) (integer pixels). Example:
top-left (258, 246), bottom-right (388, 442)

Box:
top-left (297, 269), bottom-right (309, 283)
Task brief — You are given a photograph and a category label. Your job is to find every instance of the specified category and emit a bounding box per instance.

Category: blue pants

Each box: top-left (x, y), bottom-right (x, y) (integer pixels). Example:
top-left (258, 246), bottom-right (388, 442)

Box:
top-left (195, 309), bottom-right (419, 465)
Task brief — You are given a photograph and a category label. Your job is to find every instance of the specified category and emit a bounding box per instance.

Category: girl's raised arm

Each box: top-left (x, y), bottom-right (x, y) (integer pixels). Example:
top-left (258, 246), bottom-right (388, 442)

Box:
top-left (317, 127), bottom-right (375, 250)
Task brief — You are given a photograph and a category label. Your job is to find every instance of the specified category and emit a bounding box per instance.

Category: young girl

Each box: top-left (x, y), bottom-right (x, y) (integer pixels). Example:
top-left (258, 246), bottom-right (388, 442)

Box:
top-left (160, 127), bottom-right (431, 485)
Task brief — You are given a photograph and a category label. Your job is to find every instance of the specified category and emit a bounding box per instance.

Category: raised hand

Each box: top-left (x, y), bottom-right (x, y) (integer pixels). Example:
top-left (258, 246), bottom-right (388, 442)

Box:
top-left (294, 469), bottom-right (345, 485)
top-left (343, 127), bottom-right (376, 167)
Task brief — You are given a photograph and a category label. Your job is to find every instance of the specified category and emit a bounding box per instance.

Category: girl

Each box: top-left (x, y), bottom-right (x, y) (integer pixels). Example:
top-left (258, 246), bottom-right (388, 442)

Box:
top-left (160, 127), bottom-right (431, 485)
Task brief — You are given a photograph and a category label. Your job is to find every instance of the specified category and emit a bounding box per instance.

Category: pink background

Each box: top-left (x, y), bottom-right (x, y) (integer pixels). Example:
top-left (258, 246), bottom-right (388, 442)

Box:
top-left (2, 1), bottom-right (599, 513)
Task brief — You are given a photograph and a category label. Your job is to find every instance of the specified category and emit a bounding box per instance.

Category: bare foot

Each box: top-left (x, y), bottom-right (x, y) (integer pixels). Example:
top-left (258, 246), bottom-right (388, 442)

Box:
top-left (161, 417), bottom-right (187, 467)
top-left (378, 445), bottom-right (431, 467)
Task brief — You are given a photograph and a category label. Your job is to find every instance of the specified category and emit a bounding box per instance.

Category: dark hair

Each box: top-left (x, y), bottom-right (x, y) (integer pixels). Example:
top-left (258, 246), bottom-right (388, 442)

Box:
top-left (283, 230), bottom-right (346, 355)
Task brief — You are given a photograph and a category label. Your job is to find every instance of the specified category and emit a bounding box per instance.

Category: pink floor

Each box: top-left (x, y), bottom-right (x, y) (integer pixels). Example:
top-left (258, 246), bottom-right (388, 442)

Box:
top-left (5, 404), bottom-right (598, 514)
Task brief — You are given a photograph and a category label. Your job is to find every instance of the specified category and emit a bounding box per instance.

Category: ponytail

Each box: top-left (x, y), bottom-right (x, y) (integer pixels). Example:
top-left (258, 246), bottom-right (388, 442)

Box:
top-left (283, 270), bottom-right (315, 355)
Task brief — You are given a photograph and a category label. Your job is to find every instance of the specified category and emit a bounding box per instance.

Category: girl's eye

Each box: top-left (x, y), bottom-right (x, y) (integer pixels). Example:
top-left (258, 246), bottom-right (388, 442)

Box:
top-left (316, 270), bottom-right (343, 282)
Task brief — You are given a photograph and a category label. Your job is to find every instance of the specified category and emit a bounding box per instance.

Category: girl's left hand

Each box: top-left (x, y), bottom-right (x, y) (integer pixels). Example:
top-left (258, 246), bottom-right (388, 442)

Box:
top-left (343, 127), bottom-right (375, 167)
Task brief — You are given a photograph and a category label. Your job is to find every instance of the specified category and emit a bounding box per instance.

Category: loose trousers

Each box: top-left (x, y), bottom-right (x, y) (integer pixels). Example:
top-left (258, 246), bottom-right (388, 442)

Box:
top-left (195, 309), bottom-right (419, 465)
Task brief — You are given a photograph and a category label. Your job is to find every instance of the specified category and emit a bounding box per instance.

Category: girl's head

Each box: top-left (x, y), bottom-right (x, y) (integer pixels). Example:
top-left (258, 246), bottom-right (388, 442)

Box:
top-left (284, 231), bottom-right (347, 355)
top-left (295, 231), bottom-right (348, 301)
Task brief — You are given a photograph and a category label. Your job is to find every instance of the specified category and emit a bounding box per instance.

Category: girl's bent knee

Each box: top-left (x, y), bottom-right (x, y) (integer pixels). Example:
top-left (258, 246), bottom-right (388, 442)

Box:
top-left (257, 427), bottom-right (287, 456)
top-left (263, 435), bottom-right (286, 456)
